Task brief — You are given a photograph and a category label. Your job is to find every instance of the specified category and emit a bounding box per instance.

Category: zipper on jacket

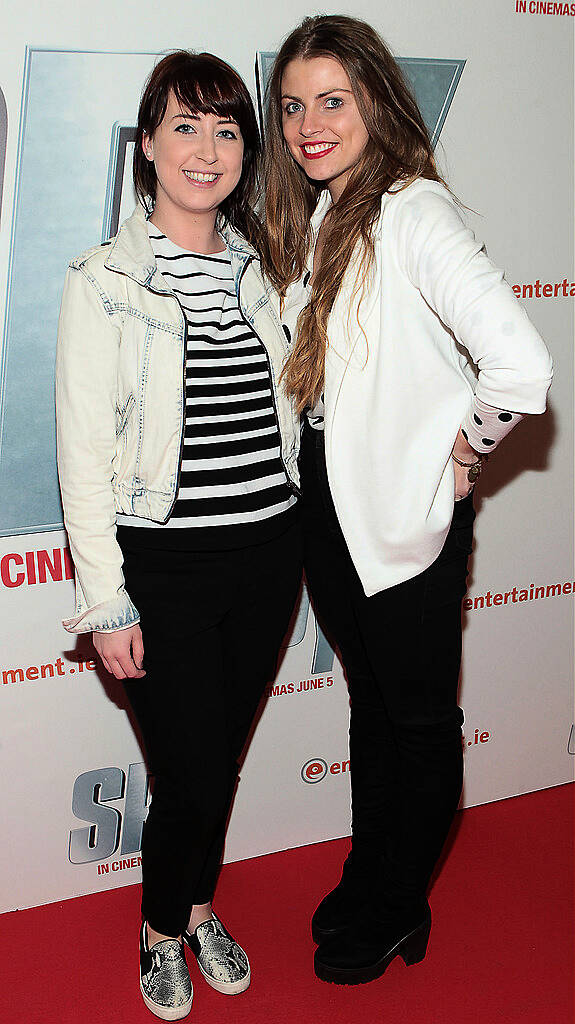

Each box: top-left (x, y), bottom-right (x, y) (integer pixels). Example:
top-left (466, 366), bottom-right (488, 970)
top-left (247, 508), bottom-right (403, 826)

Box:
top-left (165, 292), bottom-right (188, 520)
top-left (236, 257), bottom-right (300, 495)
top-left (144, 281), bottom-right (188, 521)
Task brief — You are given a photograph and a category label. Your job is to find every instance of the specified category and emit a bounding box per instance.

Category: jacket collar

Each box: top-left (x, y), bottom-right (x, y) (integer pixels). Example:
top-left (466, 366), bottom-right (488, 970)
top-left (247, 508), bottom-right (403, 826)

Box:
top-left (104, 203), bottom-right (164, 290)
top-left (217, 219), bottom-right (256, 293)
top-left (310, 190), bottom-right (333, 233)
top-left (104, 203), bottom-right (256, 294)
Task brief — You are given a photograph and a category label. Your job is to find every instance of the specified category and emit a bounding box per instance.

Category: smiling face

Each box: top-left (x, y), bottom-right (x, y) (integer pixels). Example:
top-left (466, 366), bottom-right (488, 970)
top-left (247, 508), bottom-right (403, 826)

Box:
top-left (281, 56), bottom-right (370, 203)
top-left (143, 91), bottom-right (244, 238)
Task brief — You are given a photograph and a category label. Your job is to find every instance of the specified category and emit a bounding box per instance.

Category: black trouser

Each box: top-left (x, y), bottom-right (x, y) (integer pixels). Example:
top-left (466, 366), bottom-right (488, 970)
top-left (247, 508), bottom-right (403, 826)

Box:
top-left (119, 522), bottom-right (302, 937)
top-left (300, 423), bottom-right (474, 913)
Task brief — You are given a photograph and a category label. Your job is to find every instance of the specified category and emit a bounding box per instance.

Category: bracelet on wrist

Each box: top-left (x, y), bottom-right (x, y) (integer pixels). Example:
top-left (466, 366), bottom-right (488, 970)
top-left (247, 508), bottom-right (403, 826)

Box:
top-left (451, 451), bottom-right (487, 483)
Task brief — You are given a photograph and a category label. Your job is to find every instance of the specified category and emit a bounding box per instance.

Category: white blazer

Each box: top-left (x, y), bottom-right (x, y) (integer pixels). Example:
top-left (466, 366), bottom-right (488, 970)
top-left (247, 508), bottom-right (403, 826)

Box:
top-left (285, 180), bottom-right (553, 596)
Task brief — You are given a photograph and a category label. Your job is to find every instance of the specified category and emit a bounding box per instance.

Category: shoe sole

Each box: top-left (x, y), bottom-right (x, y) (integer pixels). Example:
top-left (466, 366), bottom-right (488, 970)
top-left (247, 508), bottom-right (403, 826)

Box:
top-left (314, 917), bottom-right (431, 986)
top-left (140, 981), bottom-right (193, 1020)
top-left (197, 963), bottom-right (251, 995)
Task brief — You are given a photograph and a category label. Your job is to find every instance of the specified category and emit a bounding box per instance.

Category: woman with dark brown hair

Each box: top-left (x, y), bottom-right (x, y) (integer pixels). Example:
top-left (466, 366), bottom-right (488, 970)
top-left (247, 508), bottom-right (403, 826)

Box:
top-left (262, 15), bottom-right (552, 986)
top-left (57, 51), bottom-right (301, 1019)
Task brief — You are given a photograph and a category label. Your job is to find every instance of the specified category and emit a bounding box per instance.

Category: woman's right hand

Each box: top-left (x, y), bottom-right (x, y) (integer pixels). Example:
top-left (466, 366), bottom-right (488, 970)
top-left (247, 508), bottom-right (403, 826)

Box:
top-left (92, 624), bottom-right (146, 680)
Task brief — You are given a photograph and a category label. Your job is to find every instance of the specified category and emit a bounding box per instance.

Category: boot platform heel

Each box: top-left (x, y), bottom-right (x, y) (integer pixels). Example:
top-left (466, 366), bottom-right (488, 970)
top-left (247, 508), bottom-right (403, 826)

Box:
top-left (399, 914), bottom-right (432, 966)
top-left (313, 905), bottom-right (432, 985)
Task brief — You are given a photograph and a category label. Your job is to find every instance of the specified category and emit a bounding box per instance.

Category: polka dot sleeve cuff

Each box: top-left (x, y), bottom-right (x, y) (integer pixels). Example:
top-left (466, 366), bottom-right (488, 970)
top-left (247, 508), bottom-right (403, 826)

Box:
top-left (461, 397), bottom-right (524, 454)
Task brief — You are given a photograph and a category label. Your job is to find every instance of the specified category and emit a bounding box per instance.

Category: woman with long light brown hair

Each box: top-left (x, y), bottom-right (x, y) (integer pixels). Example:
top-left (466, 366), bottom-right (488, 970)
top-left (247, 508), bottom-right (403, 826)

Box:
top-left (261, 15), bottom-right (552, 986)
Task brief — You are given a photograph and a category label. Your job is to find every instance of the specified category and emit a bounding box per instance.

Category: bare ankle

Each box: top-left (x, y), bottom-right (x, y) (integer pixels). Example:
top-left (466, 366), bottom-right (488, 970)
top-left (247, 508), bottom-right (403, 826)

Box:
top-left (147, 922), bottom-right (181, 948)
top-left (187, 902), bottom-right (213, 933)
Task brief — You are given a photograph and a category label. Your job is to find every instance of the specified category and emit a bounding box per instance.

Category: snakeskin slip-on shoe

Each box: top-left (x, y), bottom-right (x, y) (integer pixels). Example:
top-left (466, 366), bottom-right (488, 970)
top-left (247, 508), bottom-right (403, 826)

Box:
top-left (139, 921), bottom-right (193, 1020)
top-left (183, 912), bottom-right (250, 995)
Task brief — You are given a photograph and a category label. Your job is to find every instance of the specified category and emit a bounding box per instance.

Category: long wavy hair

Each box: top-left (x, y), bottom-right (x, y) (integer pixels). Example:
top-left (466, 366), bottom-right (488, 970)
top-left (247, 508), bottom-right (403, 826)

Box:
top-left (261, 15), bottom-right (443, 411)
top-left (134, 51), bottom-right (261, 246)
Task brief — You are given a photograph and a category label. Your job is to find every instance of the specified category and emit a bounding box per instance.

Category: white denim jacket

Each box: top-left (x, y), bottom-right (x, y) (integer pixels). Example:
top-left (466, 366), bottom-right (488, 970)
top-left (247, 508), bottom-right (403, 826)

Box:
top-left (56, 204), bottom-right (300, 633)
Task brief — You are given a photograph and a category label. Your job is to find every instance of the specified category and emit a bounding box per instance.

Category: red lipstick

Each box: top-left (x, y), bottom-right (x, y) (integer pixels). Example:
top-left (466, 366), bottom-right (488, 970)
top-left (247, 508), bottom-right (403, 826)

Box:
top-left (299, 142), bottom-right (338, 160)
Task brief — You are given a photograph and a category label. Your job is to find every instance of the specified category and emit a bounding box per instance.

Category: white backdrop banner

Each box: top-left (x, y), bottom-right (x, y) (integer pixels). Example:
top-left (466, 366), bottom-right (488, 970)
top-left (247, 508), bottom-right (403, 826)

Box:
top-left (0, 0), bottom-right (573, 913)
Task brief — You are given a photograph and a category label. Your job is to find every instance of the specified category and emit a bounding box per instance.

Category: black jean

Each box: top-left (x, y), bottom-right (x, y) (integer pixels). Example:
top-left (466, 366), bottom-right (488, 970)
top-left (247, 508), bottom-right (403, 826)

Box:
top-left (119, 521), bottom-right (302, 937)
top-left (299, 423), bottom-right (474, 913)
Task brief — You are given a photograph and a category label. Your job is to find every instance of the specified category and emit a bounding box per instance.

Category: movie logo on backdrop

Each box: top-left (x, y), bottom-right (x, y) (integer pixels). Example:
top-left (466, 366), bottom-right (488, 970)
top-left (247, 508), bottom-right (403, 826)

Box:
top-left (69, 762), bottom-right (150, 865)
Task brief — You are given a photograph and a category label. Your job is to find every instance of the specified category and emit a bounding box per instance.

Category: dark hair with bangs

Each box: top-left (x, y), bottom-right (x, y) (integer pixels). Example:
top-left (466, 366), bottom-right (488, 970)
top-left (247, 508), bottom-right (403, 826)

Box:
top-left (133, 50), bottom-right (261, 245)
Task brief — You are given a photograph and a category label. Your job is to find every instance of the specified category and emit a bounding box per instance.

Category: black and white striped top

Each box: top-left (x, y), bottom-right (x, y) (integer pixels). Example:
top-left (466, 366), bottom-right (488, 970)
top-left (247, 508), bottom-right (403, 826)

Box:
top-left (116, 227), bottom-right (297, 549)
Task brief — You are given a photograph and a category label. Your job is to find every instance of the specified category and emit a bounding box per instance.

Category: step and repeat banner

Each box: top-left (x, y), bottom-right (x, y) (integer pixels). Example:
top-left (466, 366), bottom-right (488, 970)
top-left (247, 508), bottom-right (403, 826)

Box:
top-left (0, 2), bottom-right (573, 913)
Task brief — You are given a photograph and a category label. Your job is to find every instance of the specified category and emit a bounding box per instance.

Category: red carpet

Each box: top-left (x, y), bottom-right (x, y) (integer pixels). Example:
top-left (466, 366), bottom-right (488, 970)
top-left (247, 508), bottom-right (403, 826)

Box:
top-left (2, 783), bottom-right (572, 1024)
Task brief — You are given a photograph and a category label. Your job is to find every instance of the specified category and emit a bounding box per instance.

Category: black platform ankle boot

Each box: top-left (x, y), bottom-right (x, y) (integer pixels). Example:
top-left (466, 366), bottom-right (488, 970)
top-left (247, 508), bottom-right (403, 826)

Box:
top-left (313, 900), bottom-right (431, 985)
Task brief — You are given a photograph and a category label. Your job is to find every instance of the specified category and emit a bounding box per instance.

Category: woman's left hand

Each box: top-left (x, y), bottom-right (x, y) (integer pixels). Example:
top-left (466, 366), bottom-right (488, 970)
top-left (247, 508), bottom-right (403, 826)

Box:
top-left (452, 429), bottom-right (482, 500)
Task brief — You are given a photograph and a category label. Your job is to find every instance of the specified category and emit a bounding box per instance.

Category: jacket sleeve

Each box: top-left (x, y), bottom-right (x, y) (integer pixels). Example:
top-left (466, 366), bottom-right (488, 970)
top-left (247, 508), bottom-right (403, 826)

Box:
top-left (392, 184), bottom-right (553, 413)
top-left (55, 263), bottom-right (140, 633)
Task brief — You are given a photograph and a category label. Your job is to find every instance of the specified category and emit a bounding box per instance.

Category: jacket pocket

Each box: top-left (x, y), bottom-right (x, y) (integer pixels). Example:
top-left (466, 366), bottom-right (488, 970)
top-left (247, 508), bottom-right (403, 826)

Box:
top-left (113, 393), bottom-right (137, 488)
top-left (116, 392), bottom-right (136, 438)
